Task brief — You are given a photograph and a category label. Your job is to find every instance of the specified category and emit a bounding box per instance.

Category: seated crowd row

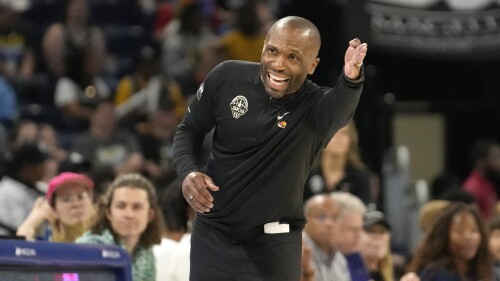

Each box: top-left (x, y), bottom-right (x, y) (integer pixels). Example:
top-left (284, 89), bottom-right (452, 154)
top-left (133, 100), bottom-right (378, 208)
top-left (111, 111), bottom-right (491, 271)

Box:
top-left (4, 167), bottom-right (500, 281)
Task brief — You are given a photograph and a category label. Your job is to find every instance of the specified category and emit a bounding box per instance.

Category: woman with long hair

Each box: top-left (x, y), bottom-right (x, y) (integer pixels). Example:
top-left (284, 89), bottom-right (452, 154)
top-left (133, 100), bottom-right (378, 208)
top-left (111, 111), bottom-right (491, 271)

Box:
top-left (304, 121), bottom-right (372, 204)
top-left (408, 202), bottom-right (491, 281)
top-left (77, 173), bottom-right (163, 281)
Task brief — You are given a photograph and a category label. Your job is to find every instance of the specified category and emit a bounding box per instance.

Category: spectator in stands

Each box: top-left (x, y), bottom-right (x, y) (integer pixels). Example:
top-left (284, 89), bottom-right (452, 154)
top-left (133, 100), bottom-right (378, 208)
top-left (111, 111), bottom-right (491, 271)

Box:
top-left (0, 2), bottom-right (36, 103)
top-left (304, 121), bottom-right (373, 204)
top-left (154, 179), bottom-right (194, 281)
top-left (44, 0), bottom-right (109, 129)
top-left (331, 191), bottom-right (367, 255)
top-left (8, 120), bottom-right (66, 183)
top-left (114, 45), bottom-right (185, 132)
top-left (161, 1), bottom-right (216, 96)
top-left (71, 101), bottom-right (144, 176)
top-left (418, 200), bottom-right (449, 235)
top-left (42, 0), bottom-right (106, 78)
top-left (488, 216), bottom-right (500, 281)
top-left (39, 123), bottom-right (66, 159)
top-left (218, 0), bottom-right (266, 62)
top-left (347, 210), bottom-right (394, 281)
top-left (16, 172), bottom-right (95, 242)
top-left (138, 108), bottom-right (180, 186)
top-left (9, 119), bottom-right (38, 149)
top-left (408, 202), bottom-right (491, 281)
top-left (463, 139), bottom-right (500, 218)
top-left (77, 173), bottom-right (163, 281)
top-left (208, 0), bottom-right (237, 36)
top-left (152, 0), bottom-right (175, 41)
top-left (330, 192), bottom-right (368, 281)
top-left (52, 50), bottom-right (111, 129)
top-left (38, 123), bottom-right (67, 182)
top-left (302, 194), bottom-right (351, 281)
top-left (0, 143), bottom-right (48, 235)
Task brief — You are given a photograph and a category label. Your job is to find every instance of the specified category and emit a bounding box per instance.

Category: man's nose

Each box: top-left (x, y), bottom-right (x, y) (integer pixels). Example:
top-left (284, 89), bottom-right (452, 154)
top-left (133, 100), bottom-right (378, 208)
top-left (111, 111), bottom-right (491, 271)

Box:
top-left (273, 55), bottom-right (286, 71)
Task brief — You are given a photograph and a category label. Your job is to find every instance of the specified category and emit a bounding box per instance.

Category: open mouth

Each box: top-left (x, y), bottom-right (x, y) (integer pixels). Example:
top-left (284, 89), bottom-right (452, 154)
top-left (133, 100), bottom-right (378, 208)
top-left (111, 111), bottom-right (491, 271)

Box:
top-left (268, 72), bottom-right (289, 90)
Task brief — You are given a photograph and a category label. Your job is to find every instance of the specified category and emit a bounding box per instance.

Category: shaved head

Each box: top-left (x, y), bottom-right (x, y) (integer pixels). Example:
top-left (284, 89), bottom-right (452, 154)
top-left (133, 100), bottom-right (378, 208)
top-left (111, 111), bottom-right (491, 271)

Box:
top-left (260, 16), bottom-right (321, 98)
top-left (267, 16), bottom-right (321, 57)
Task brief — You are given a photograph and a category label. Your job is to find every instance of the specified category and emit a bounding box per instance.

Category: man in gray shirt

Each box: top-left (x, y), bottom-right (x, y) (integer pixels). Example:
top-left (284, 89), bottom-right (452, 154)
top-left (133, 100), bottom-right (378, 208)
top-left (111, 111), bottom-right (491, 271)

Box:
top-left (303, 194), bottom-right (352, 281)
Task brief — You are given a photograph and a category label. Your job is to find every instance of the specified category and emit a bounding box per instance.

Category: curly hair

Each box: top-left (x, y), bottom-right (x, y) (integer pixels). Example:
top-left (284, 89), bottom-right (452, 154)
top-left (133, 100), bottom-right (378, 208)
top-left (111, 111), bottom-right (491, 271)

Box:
top-left (91, 173), bottom-right (163, 249)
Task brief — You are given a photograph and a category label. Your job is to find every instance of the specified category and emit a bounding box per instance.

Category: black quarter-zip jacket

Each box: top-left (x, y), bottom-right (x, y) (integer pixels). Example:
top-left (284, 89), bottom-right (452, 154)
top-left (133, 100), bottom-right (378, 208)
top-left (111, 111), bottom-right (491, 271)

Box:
top-left (173, 60), bottom-right (363, 235)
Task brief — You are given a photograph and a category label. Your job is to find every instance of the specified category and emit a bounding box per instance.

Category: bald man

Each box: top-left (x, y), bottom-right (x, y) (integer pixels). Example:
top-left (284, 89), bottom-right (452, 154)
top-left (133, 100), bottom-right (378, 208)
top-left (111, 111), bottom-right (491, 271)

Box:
top-left (173, 16), bottom-right (367, 280)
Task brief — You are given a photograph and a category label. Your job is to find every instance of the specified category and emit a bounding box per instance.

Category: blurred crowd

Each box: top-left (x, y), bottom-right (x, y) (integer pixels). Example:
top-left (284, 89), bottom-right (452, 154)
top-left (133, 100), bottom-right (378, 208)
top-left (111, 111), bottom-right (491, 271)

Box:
top-left (0, 0), bottom-right (279, 195)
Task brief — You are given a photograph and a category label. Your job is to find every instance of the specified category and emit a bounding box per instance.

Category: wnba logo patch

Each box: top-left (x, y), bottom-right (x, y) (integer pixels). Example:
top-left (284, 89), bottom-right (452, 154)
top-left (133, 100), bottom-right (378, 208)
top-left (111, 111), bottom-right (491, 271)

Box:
top-left (230, 95), bottom-right (248, 119)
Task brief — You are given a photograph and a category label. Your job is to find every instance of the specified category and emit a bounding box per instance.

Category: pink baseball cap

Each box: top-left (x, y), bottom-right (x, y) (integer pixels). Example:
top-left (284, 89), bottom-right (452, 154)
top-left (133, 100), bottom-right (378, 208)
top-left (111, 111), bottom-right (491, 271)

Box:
top-left (46, 172), bottom-right (94, 202)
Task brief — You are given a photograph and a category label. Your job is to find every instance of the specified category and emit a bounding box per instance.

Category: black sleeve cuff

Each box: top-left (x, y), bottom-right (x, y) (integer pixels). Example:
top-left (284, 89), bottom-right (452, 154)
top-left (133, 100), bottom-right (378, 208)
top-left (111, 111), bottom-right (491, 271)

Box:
top-left (342, 65), bottom-right (365, 84)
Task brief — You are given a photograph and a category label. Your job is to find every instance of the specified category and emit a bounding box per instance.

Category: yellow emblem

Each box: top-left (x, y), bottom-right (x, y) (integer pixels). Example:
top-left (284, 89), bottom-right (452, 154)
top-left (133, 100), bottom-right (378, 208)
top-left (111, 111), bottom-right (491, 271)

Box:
top-left (277, 121), bottom-right (287, 128)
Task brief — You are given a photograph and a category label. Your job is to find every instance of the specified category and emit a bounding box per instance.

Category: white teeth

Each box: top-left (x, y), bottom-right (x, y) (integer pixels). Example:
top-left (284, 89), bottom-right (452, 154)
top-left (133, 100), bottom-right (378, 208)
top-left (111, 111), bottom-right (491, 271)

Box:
top-left (269, 73), bottom-right (288, 83)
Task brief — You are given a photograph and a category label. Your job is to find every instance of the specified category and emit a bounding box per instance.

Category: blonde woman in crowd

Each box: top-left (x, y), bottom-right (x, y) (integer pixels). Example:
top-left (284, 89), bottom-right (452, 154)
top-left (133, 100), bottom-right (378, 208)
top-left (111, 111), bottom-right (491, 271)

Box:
top-left (418, 200), bottom-right (449, 235)
top-left (304, 121), bottom-right (373, 204)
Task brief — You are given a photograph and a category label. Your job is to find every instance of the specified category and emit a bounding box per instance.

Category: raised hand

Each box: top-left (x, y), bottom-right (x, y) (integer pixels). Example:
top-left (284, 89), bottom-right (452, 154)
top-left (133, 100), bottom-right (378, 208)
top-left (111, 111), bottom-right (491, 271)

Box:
top-left (344, 38), bottom-right (368, 80)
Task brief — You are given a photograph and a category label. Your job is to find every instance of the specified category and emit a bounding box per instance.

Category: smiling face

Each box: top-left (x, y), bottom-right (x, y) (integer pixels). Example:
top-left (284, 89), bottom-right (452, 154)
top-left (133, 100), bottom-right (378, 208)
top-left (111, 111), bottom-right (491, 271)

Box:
top-left (260, 18), bottom-right (320, 98)
top-left (448, 211), bottom-right (481, 262)
top-left (106, 187), bottom-right (154, 243)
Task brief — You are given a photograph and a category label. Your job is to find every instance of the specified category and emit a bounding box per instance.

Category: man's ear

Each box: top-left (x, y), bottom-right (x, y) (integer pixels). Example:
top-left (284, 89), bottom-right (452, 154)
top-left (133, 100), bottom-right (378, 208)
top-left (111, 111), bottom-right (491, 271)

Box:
top-left (308, 58), bottom-right (320, 75)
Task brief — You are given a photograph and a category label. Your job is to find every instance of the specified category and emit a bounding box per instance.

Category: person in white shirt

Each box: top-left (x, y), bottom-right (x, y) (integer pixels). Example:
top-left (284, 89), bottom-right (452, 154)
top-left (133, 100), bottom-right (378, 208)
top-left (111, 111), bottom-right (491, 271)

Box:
top-left (154, 180), bottom-right (194, 281)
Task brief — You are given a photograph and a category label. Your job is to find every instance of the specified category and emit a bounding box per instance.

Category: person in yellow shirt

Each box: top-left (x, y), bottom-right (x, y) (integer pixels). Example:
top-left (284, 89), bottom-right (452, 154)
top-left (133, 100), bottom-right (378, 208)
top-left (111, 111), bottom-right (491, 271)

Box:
top-left (219, 1), bottom-right (266, 62)
top-left (114, 46), bottom-right (186, 130)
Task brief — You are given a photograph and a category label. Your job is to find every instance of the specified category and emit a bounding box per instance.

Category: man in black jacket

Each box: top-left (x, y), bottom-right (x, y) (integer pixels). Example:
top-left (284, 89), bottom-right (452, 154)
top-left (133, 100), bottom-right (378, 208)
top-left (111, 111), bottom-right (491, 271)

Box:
top-left (173, 15), bottom-right (367, 281)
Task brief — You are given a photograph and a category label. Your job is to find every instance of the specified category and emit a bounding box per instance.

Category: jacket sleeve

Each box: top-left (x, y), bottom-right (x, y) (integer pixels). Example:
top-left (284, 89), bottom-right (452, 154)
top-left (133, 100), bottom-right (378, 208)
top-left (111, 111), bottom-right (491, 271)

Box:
top-left (172, 62), bottom-right (224, 183)
top-left (309, 67), bottom-right (364, 141)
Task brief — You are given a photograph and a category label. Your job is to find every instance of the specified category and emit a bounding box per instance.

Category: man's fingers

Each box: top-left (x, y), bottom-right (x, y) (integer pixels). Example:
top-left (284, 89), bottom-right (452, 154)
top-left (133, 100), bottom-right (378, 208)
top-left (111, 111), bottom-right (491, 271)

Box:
top-left (186, 185), bottom-right (214, 208)
top-left (205, 177), bottom-right (220, 192)
top-left (349, 38), bottom-right (361, 48)
top-left (185, 190), bottom-right (213, 213)
top-left (353, 43), bottom-right (368, 67)
top-left (356, 43), bottom-right (368, 55)
top-left (189, 198), bottom-right (213, 213)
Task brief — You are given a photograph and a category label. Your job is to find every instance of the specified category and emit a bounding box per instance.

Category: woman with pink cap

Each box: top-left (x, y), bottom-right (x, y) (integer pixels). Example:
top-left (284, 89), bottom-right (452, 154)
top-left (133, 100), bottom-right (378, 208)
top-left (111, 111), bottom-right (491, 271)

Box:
top-left (16, 172), bottom-right (95, 242)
